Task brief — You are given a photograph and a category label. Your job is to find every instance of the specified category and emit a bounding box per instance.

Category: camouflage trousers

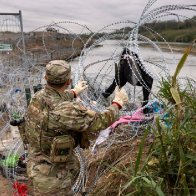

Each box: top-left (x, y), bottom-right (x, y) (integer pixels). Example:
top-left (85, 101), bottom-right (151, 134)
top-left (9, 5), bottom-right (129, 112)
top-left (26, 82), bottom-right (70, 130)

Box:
top-left (27, 155), bottom-right (80, 196)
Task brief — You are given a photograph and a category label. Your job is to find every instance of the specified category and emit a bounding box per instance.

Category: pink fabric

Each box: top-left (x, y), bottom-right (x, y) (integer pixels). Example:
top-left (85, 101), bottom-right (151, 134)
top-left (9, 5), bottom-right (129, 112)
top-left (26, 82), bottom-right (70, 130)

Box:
top-left (111, 110), bottom-right (145, 129)
top-left (92, 108), bottom-right (148, 153)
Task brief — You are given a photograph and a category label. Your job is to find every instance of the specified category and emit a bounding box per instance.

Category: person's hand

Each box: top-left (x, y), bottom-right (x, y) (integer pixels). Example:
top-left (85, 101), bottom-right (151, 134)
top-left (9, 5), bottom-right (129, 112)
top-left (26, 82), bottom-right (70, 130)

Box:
top-left (72, 81), bottom-right (88, 95)
top-left (112, 87), bottom-right (128, 109)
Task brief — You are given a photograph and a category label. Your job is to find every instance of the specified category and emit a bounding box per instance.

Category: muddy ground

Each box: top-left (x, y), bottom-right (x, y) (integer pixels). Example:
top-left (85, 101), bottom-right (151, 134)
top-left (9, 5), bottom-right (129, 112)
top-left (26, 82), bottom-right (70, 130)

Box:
top-left (0, 175), bottom-right (12, 196)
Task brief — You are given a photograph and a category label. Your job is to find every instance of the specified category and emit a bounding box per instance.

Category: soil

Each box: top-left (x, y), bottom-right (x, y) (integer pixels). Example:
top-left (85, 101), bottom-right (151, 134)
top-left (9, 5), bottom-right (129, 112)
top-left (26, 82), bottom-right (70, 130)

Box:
top-left (0, 175), bottom-right (12, 196)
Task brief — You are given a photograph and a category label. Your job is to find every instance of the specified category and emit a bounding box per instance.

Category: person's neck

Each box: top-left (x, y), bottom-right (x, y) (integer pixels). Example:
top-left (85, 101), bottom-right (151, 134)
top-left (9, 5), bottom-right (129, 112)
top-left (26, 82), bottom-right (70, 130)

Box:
top-left (46, 84), bottom-right (68, 93)
top-left (57, 86), bottom-right (68, 93)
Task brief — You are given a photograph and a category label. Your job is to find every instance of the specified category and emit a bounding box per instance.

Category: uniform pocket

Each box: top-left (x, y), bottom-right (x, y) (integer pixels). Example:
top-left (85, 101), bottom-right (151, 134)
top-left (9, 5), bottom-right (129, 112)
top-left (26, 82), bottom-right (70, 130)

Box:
top-left (50, 135), bottom-right (75, 163)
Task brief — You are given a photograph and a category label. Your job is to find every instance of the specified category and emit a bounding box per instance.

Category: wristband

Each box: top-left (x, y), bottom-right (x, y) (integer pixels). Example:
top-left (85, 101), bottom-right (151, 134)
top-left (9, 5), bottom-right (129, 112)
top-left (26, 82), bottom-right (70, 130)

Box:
top-left (71, 90), bottom-right (77, 98)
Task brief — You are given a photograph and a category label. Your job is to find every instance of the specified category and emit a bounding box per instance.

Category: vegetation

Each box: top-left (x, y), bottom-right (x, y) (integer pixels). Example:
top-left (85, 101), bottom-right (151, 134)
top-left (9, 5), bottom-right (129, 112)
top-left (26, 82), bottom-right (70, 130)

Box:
top-left (139, 16), bottom-right (196, 42)
top-left (90, 41), bottom-right (196, 195)
top-left (109, 16), bottom-right (196, 43)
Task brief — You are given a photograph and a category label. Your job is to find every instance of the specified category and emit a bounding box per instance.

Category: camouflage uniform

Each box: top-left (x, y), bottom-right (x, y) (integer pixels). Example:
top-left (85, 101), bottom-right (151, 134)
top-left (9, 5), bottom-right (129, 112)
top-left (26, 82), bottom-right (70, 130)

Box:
top-left (25, 60), bottom-right (120, 195)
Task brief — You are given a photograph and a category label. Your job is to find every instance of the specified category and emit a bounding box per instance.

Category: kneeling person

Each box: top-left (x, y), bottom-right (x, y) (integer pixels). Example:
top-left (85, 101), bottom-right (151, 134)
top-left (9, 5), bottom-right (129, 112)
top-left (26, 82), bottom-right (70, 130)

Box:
top-left (25, 60), bottom-right (128, 195)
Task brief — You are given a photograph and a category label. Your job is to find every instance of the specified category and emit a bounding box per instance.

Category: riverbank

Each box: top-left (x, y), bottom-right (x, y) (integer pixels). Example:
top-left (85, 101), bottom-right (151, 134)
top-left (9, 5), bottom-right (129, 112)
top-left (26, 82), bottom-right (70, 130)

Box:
top-left (0, 31), bottom-right (94, 67)
top-left (140, 42), bottom-right (196, 55)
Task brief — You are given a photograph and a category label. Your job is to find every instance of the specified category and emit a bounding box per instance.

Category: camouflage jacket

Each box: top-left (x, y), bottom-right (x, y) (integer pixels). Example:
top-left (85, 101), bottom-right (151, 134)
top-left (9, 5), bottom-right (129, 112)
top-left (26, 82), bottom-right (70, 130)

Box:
top-left (25, 85), bottom-right (119, 156)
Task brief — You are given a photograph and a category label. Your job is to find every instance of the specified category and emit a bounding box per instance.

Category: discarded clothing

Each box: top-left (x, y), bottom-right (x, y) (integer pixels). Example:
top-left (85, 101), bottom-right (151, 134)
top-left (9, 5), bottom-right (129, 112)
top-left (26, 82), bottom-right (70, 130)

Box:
top-left (92, 99), bottom-right (163, 153)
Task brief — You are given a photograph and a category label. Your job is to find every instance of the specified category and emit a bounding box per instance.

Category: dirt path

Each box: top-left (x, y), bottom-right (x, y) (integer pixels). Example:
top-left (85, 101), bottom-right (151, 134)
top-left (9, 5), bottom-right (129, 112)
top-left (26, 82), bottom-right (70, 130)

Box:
top-left (0, 175), bottom-right (12, 196)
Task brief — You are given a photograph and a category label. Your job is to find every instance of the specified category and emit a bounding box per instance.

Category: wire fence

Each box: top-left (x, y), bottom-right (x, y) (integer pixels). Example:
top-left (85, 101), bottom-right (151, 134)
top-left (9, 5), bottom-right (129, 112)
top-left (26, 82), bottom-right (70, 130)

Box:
top-left (0, 1), bottom-right (196, 195)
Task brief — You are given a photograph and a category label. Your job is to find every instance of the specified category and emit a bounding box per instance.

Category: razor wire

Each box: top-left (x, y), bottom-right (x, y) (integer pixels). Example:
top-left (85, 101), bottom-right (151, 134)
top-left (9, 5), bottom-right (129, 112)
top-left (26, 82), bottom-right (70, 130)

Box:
top-left (0, 21), bottom-right (94, 195)
top-left (73, 3), bottom-right (196, 194)
top-left (0, 1), bottom-right (196, 195)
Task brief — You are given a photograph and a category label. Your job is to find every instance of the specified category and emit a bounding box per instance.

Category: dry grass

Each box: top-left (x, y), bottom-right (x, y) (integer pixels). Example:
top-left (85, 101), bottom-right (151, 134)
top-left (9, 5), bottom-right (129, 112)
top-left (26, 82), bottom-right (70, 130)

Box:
top-left (84, 124), bottom-right (153, 196)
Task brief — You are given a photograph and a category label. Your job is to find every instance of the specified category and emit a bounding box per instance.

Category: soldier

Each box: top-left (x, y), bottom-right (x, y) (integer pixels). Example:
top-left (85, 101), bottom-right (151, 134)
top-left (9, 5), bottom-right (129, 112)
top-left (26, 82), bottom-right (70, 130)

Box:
top-left (24, 60), bottom-right (128, 195)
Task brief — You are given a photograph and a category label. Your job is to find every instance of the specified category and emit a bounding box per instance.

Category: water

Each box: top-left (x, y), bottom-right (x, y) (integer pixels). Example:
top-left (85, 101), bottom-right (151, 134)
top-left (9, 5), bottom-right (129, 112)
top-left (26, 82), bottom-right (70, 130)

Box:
top-left (71, 40), bottom-right (196, 81)
top-left (69, 40), bottom-right (196, 106)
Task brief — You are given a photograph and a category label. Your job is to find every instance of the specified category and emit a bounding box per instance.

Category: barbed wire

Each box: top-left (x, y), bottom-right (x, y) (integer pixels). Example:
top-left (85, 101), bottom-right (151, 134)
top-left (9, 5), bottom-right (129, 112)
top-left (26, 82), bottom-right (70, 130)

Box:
top-left (0, 1), bottom-right (196, 195)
